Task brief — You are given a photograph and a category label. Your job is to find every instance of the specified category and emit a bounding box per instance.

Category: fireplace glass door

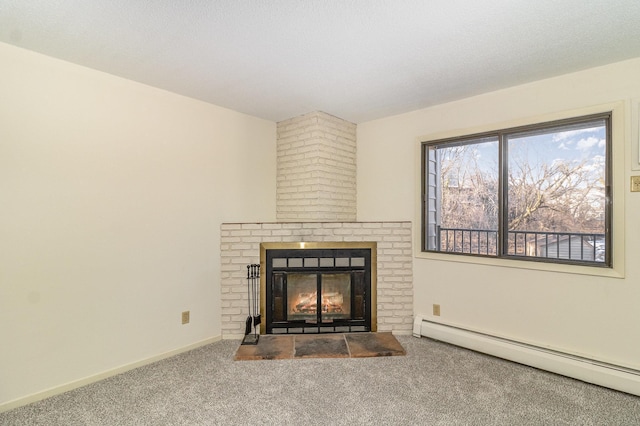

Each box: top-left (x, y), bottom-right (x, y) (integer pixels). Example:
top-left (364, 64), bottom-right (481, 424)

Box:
top-left (265, 247), bottom-right (372, 334)
top-left (287, 273), bottom-right (351, 322)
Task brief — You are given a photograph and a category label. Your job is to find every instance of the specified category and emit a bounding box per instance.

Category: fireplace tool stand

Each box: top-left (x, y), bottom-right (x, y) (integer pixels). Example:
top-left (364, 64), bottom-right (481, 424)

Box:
top-left (241, 264), bottom-right (261, 345)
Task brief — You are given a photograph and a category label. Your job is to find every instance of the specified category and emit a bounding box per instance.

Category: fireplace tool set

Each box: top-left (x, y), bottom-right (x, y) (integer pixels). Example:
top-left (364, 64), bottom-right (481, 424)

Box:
top-left (242, 264), bottom-right (261, 345)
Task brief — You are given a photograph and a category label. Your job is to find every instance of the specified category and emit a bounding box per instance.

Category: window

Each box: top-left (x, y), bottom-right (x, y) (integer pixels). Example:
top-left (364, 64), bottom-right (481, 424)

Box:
top-left (422, 113), bottom-right (611, 267)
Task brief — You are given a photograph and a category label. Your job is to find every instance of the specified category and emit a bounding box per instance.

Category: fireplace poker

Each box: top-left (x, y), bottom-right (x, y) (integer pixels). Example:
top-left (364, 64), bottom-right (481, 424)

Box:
top-left (244, 265), bottom-right (252, 336)
top-left (253, 264), bottom-right (261, 327)
top-left (241, 264), bottom-right (260, 345)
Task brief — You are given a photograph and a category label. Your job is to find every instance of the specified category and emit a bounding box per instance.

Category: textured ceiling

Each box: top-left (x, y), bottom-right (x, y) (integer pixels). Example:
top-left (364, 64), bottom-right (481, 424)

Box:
top-left (2, 1), bottom-right (640, 123)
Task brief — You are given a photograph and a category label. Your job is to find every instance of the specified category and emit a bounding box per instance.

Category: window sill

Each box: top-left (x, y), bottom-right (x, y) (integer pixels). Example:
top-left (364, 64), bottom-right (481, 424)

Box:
top-left (414, 250), bottom-right (625, 279)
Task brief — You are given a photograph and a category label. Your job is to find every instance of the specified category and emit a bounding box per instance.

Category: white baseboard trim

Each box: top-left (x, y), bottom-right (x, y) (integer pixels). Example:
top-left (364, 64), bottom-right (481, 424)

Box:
top-left (223, 333), bottom-right (246, 340)
top-left (413, 315), bottom-right (640, 397)
top-left (0, 336), bottom-right (221, 413)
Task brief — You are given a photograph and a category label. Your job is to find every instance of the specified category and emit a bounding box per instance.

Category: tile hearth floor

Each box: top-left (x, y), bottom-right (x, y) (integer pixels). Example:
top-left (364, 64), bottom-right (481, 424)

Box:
top-left (234, 332), bottom-right (406, 361)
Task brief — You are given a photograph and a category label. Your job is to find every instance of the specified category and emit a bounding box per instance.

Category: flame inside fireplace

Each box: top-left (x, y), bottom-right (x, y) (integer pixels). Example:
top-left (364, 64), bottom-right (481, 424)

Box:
top-left (291, 291), bottom-right (344, 314)
top-left (287, 273), bottom-right (351, 320)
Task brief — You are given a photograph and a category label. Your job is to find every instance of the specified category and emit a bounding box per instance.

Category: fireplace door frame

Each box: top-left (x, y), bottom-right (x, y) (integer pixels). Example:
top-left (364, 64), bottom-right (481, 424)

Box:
top-left (260, 242), bottom-right (377, 334)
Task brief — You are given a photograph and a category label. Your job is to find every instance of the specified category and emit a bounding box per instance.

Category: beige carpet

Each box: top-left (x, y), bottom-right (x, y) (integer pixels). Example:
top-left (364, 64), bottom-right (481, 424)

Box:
top-left (2, 336), bottom-right (640, 425)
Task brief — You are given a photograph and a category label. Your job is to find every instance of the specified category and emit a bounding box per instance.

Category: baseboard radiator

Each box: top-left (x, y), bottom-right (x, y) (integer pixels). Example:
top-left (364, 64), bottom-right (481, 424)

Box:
top-left (413, 315), bottom-right (640, 396)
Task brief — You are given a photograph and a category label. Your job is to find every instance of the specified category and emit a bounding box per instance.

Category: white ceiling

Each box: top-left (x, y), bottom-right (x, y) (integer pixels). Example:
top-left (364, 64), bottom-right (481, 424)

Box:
top-left (2, 1), bottom-right (640, 123)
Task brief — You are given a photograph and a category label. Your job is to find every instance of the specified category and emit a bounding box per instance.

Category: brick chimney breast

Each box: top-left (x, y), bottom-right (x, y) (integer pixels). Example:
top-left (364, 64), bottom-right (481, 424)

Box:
top-left (276, 111), bottom-right (357, 222)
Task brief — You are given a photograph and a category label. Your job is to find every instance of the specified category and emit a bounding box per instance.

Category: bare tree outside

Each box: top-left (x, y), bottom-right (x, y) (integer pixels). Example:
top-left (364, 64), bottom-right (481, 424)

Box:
top-left (428, 117), bottom-right (608, 262)
top-left (507, 127), bottom-right (606, 235)
top-left (435, 139), bottom-right (499, 255)
top-left (439, 141), bottom-right (498, 231)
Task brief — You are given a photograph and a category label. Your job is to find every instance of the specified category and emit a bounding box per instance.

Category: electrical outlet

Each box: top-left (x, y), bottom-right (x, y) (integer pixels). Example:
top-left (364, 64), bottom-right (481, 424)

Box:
top-left (433, 304), bottom-right (441, 316)
top-left (181, 311), bottom-right (190, 324)
top-left (631, 176), bottom-right (640, 192)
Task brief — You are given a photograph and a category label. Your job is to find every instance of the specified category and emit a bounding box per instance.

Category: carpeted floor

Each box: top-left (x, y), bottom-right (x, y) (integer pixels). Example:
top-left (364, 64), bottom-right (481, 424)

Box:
top-left (234, 332), bottom-right (406, 360)
top-left (2, 335), bottom-right (639, 425)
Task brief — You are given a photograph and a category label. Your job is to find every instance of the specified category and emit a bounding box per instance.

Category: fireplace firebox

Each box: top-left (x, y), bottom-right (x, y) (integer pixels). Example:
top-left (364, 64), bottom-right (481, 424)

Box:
top-left (260, 242), bottom-right (376, 334)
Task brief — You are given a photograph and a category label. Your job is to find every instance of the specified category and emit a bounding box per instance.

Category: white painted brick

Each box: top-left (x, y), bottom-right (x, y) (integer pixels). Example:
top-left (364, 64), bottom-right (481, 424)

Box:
top-left (239, 223), bottom-right (262, 230)
top-left (393, 282), bottom-right (414, 289)
top-left (276, 112), bottom-right (356, 222)
top-left (220, 221), bottom-right (412, 337)
top-left (376, 309), bottom-right (394, 318)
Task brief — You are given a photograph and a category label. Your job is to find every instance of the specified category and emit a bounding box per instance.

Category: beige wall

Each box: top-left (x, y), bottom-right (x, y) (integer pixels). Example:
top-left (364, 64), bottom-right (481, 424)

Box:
top-left (358, 57), bottom-right (640, 369)
top-left (0, 42), bottom-right (276, 407)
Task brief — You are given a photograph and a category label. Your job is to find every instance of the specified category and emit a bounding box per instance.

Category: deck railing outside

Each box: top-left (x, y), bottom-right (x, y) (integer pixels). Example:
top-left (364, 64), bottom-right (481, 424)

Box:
top-left (438, 227), bottom-right (605, 262)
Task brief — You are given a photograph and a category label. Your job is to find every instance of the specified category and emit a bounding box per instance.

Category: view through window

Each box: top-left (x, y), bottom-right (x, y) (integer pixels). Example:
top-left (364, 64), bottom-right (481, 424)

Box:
top-left (422, 114), bottom-right (610, 266)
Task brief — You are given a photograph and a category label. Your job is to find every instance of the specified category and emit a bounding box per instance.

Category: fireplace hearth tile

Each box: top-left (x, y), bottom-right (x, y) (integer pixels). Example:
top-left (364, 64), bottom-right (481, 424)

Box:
top-left (233, 333), bottom-right (405, 360)
top-left (233, 335), bottom-right (294, 361)
top-left (294, 334), bottom-right (350, 358)
top-left (345, 332), bottom-right (406, 357)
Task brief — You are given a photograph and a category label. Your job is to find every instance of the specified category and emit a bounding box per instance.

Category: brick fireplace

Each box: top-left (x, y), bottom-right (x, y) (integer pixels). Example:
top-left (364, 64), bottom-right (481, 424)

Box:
top-left (220, 222), bottom-right (412, 338)
top-left (220, 112), bottom-right (413, 338)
